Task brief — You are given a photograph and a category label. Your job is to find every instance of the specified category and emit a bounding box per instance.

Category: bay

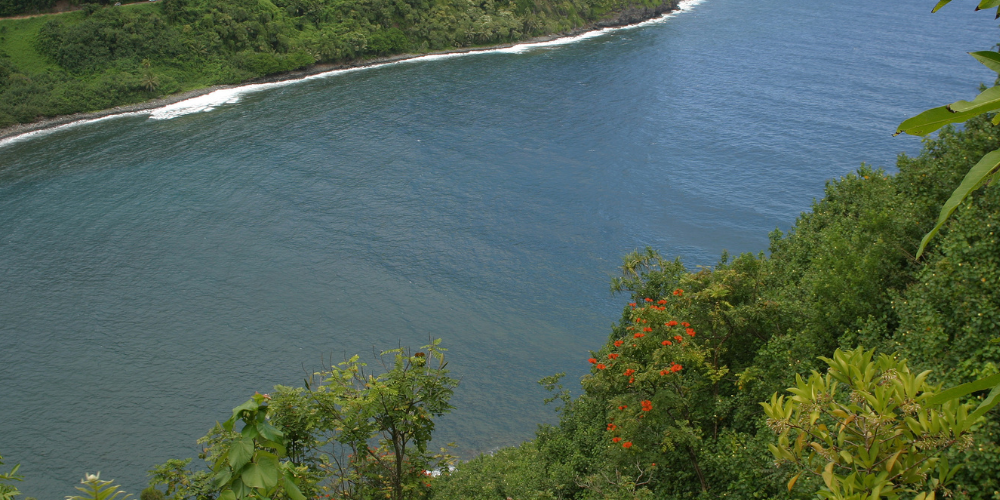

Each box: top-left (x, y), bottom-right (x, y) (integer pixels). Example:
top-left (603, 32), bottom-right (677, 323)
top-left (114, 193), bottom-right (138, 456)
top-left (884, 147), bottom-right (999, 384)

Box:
top-left (1, 0), bottom-right (997, 497)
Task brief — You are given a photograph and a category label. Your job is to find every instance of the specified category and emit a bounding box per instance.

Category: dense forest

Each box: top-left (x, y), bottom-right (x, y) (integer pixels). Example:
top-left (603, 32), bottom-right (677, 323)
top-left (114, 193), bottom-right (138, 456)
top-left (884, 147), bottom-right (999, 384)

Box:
top-left (0, 0), bottom-right (675, 128)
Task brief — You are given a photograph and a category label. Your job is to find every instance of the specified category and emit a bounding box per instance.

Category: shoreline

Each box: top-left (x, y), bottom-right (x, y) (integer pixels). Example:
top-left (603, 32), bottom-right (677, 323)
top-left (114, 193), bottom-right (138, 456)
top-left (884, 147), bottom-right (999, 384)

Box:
top-left (0, 0), bottom-right (682, 143)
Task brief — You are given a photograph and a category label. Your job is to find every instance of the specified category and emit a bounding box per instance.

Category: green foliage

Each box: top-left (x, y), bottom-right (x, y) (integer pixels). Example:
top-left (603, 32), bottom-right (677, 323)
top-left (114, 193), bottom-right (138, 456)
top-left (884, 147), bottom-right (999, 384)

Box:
top-left (0, 0), bottom-right (679, 127)
top-left (67, 474), bottom-right (132, 500)
top-left (308, 340), bottom-right (458, 500)
top-left (139, 487), bottom-right (165, 500)
top-left (0, 455), bottom-right (22, 500)
top-left (763, 347), bottom-right (977, 500)
top-left (210, 394), bottom-right (306, 500)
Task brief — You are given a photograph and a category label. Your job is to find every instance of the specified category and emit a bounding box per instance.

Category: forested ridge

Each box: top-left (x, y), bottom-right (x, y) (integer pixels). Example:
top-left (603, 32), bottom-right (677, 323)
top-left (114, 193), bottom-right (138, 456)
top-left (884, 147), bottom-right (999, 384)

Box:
top-left (0, 0), bottom-right (676, 128)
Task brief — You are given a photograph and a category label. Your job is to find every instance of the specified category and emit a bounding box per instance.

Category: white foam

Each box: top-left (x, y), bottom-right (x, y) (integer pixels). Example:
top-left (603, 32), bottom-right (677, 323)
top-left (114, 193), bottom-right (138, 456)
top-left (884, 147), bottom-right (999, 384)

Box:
top-left (0, 111), bottom-right (146, 149)
top-left (0, 0), bottom-right (707, 143)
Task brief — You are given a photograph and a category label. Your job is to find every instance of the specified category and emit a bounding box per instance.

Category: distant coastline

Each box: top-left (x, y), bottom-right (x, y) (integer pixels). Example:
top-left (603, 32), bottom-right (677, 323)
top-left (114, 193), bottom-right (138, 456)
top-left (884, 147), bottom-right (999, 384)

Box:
top-left (0, 0), bottom-right (684, 144)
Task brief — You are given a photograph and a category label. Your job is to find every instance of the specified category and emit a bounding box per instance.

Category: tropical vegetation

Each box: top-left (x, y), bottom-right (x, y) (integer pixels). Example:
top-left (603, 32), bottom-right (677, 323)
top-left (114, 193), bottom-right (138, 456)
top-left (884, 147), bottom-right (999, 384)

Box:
top-left (0, 0), bottom-right (677, 128)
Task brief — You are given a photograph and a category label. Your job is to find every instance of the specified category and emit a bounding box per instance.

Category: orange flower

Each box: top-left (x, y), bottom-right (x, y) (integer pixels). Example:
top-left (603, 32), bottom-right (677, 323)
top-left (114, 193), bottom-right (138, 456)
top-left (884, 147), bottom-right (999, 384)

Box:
top-left (613, 437), bottom-right (622, 443)
top-left (641, 400), bottom-right (652, 411)
top-left (666, 320), bottom-right (678, 327)
top-left (643, 327), bottom-right (653, 332)
top-left (614, 340), bottom-right (624, 347)
top-left (673, 289), bottom-right (683, 296)
top-left (624, 369), bottom-right (636, 376)
top-left (608, 353), bottom-right (620, 360)
top-left (629, 376), bottom-right (635, 384)
top-left (634, 333), bottom-right (645, 338)
top-left (618, 405), bottom-right (628, 410)
top-left (671, 363), bottom-right (683, 372)
top-left (644, 298), bottom-right (653, 303)
top-left (681, 322), bottom-right (690, 327)
top-left (657, 299), bottom-right (667, 305)
top-left (588, 358), bottom-right (597, 364)
top-left (674, 335), bottom-right (683, 342)
top-left (659, 369), bottom-right (669, 376)
top-left (686, 328), bottom-right (696, 337)
top-left (629, 302), bottom-right (637, 308)
top-left (662, 340), bottom-right (672, 346)
top-left (623, 442), bottom-right (633, 449)
top-left (607, 423), bottom-right (617, 431)
top-left (597, 363), bottom-right (606, 370)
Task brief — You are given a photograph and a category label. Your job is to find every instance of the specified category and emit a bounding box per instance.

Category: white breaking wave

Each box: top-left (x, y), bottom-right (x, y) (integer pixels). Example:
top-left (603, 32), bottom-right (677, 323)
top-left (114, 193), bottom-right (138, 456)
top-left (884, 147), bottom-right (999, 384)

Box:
top-left (0, 111), bottom-right (146, 149)
top-left (0, 0), bottom-right (706, 146)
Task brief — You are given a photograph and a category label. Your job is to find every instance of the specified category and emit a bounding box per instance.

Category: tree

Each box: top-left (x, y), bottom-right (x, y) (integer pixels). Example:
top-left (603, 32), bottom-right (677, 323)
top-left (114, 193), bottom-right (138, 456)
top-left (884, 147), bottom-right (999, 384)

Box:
top-left (307, 339), bottom-right (457, 500)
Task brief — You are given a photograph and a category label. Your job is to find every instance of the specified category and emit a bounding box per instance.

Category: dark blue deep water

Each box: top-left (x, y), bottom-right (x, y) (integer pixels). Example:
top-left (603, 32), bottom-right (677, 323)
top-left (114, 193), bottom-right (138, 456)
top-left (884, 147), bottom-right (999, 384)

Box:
top-left (1, 0), bottom-right (998, 497)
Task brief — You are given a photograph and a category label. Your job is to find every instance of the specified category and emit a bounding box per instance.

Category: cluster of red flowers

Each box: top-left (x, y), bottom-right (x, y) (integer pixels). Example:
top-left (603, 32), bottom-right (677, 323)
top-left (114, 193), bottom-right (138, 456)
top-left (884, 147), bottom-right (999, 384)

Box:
top-left (659, 363), bottom-right (683, 376)
top-left (607, 423), bottom-right (617, 431)
top-left (614, 340), bottom-right (624, 347)
top-left (641, 400), bottom-right (653, 411)
top-left (608, 353), bottom-right (620, 360)
top-left (673, 289), bottom-right (684, 296)
top-left (661, 340), bottom-right (672, 346)
top-left (618, 405), bottom-right (628, 410)
top-left (686, 327), bottom-right (696, 336)
top-left (665, 320), bottom-right (678, 327)
top-left (634, 333), bottom-right (646, 338)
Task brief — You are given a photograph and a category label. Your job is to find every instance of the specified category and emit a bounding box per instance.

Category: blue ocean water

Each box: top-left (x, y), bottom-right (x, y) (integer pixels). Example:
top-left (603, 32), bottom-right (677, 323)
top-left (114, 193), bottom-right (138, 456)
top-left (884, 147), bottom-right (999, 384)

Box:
top-left (1, 0), bottom-right (997, 497)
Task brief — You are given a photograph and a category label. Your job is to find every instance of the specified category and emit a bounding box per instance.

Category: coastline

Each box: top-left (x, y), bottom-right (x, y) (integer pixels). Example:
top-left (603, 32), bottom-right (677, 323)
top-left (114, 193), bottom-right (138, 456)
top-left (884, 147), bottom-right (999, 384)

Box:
top-left (0, 0), bottom-right (682, 144)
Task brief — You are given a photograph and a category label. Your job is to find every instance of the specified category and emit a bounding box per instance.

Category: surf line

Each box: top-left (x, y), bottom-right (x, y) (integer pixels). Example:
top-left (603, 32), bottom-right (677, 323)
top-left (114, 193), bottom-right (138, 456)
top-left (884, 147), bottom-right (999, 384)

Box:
top-left (0, 0), bottom-right (704, 148)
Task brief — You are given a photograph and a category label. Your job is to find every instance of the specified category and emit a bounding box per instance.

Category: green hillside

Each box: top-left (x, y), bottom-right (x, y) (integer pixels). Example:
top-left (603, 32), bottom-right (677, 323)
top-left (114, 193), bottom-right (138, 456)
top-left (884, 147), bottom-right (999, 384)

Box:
top-left (0, 0), bottom-right (676, 128)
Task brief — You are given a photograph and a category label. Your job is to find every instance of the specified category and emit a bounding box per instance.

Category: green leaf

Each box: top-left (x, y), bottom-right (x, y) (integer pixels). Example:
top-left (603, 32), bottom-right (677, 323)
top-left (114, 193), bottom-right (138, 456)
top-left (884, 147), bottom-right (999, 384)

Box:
top-left (968, 382), bottom-right (1000, 423)
top-left (916, 148), bottom-right (1000, 258)
top-left (257, 421), bottom-right (284, 443)
top-left (970, 51), bottom-right (1000, 74)
top-left (240, 464), bottom-right (267, 490)
top-left (243, 453), bottom-right (279, 490)
top-left (218, 490), bottom-right (236, 500)
top-left (282, 471), bottom-right (305, 500)
top-left (948, 85), bottom-right (1000, 114)
top-left (932, 0), bottom-right (952, 12)
top-left (896, 105), bottom-right (982, 136)
top-left (229, 438), bottom-right (254, 471)
top-left (926, 372), bottom-right (1000, 405)
top-left (977, 0), bottom-right (1000, 10)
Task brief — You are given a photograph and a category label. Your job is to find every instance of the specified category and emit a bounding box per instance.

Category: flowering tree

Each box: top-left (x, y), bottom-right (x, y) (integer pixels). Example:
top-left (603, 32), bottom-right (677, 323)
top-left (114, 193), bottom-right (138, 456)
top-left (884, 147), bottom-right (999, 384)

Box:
top-left (582, 291), bottom-right (715, 493)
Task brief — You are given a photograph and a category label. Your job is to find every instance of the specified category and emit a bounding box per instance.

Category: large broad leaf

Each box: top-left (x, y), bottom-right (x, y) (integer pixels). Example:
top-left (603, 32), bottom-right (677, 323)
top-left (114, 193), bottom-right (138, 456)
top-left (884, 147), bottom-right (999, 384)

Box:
top-left (257, 421), bottom-right (284, 443)
top-left (242, 453), bottom-right (280, 490)
top-left (229, 437), bottom-right (254, 471)
top-left (916, 148), bottom-right (1000, 258)
top-left (218, 490), bottom-right (236, 500)
top-left (978, 0), bottom-right (1000, 10)
top-left (896, 105), bottom-right (982, 136)
top-left (947, 85), bottom-right (1000, 114)
top-left (970, 51), bottom-right (1000, 74)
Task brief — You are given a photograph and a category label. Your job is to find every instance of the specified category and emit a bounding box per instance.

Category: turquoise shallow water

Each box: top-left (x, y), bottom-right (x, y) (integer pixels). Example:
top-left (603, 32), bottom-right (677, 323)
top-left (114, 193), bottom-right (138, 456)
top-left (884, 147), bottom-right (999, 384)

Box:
top-left (1, 0), bottom-right (998, 497)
